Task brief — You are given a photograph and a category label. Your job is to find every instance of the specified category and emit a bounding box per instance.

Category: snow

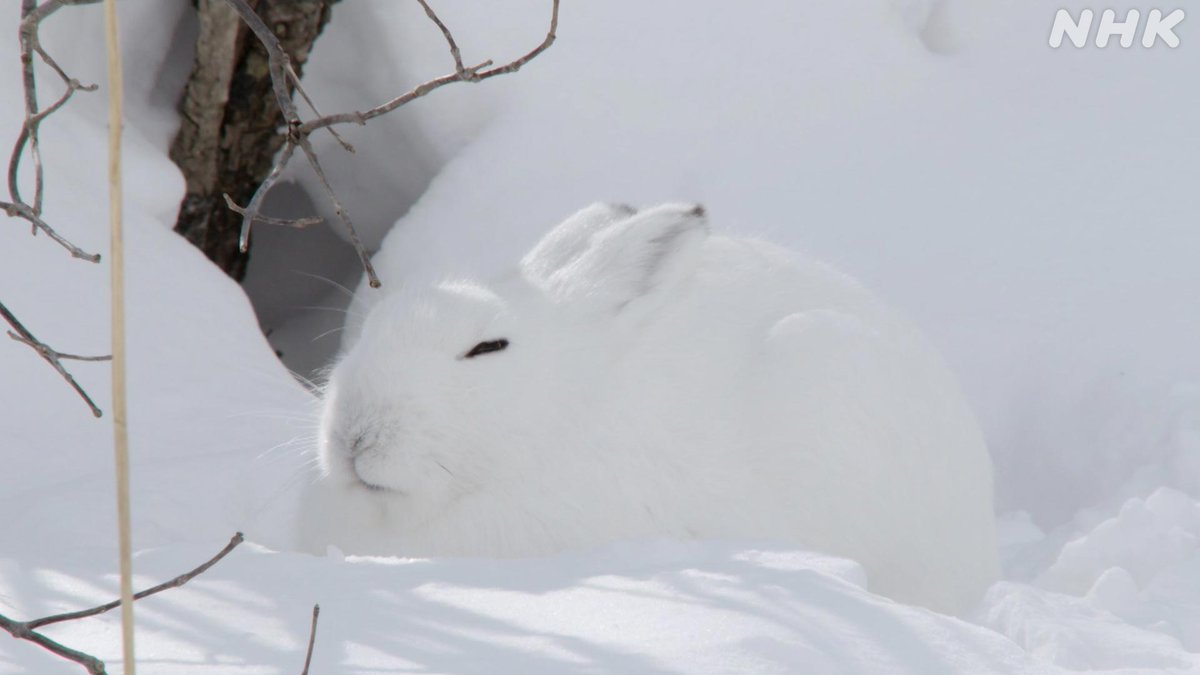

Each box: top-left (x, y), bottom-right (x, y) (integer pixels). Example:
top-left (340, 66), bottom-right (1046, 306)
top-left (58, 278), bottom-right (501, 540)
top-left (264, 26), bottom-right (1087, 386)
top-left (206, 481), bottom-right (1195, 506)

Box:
top-left (2, 0), bottom-right (1199, 673)
top-left (3, 541), bottom-right (1047, 675)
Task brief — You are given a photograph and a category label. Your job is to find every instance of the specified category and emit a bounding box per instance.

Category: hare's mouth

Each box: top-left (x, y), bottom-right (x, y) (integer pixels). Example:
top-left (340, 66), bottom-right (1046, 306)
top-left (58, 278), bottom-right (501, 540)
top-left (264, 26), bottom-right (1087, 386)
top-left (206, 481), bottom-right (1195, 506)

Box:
top-left (344, 433), bottom-right (406, 494)
top-left (350, 461), bottom-right (403, 495)
top-left (345, 444), bottom-right (453, 495)
top-left (356, 476), bottom-right (396, 493)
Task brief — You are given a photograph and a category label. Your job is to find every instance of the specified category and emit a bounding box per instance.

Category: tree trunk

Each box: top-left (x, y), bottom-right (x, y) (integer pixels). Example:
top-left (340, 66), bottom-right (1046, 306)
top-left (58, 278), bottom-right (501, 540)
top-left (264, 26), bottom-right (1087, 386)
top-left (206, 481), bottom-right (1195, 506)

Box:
top-left (169, 0), bottom-right (338, 281)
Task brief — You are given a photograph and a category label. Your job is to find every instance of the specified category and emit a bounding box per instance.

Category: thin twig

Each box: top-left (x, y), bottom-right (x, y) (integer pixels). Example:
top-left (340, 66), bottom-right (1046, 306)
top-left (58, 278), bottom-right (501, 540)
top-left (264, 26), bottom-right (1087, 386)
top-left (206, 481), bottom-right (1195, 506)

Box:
top-left (222, 0), bottom-right (378, 284)
top-left (220, 0), bottom-right (560, 288)
top-left (1, 199), bottom-right (101, 261)
top-left (10, 0), bottom-right (103, 210)
top-left (15, 0), bottom-right (42, 217)
top-left (415, 0), bottom-right (465, 74)
top-left (4, 0), bottom-right (102, 259)
top-left (473, 1), bottom-right (559, 79)
top-left (223, 193), bottom-right (322, 228)
top-left (235, 139), bottom-right (297, 251)
top-left (0, 614), bottom-right (106, 674)
top-left (285, 62), bottom-right (352, 153)
top-left (294, 136), bottom-right (379, 287)
top-left (29, 533), bottom-right (245, 629)
top-left (221, 0), bottom-right (300, 122)
top-left (300, 0), bottom-right (558, 133)
top-left (7, 333), bottom-right (110, 361)
top-left (300, 604), bottom-right (320, 675)
top-left (0, 300), bottom-right (110, 417)
top-left (0, 533), bottom-right (245, 675)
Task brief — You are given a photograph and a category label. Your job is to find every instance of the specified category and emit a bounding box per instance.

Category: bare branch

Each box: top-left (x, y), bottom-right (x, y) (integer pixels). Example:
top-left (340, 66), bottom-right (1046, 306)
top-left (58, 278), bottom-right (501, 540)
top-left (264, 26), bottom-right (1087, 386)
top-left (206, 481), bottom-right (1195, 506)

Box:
top-left (4, 0), bottom-right (102, 259)
top-left (223, 193), bottom-right (322, 229)
top-left (235, 139), bottom-right (298, 251)
top-left (221, 0), bottom-right (357, 265)
top-left (300, 0), bottom-right (558, 134)
top-left (11, 0), bottom-right (102, 210)
top-left (0, 300), bottom-right (109, 417)
top-left (298, 68), bottom-right (476, 133)
top-left (29, 533), bottom-right (245, 629)
top-left (474, 0), bottom-right (559, 79)
top-left (300, 604), bottom-right (320, 675)
top-left (220, 0), bottom-right (561, 288)
top-left (221, 0), bottom-right (300, 123)
top-left (1, 199), bottom-right (101, 261)
top-left (0, 533), bottom-right (245, 675)
top-left (14, 0), bottom-right (43, 216)
top-left (0, 614), bottom-right (106, 675)
top-left (7, 333), bottom-right (110, 362)
top-left (294, 137), bottom-right (379, 287)
top-left (22, 1), bottom-right (105, 28)
top-left (285, 62), bottom-right (353, 153)
top-left (415, 0), bottom-right (466, 75)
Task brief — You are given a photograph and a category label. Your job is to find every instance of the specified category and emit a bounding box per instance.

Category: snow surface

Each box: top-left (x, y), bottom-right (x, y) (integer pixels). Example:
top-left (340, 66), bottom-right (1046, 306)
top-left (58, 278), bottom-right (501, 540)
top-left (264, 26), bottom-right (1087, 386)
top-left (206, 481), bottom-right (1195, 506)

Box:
top-left (2, 0), bottom-right (1199, 673)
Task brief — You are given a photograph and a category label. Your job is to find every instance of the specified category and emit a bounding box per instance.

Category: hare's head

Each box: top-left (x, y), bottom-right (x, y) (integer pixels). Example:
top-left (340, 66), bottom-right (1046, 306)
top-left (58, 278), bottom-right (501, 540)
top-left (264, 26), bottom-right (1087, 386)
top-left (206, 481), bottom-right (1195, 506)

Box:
top-left (318, 203), bottom-right (709, 507)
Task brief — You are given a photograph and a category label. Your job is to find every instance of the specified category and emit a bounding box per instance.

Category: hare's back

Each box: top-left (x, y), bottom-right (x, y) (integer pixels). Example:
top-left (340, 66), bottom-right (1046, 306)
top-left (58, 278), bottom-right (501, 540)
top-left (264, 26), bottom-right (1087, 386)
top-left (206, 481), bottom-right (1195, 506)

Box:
top-left (677, 236), bottom-right (1000, 612)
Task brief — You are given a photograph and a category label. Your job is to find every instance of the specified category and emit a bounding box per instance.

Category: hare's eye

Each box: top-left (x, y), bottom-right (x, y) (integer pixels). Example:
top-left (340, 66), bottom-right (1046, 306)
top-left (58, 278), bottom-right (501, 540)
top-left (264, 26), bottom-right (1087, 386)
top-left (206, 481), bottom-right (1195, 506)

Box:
top-left (462, 339), bottom-right (509, 359)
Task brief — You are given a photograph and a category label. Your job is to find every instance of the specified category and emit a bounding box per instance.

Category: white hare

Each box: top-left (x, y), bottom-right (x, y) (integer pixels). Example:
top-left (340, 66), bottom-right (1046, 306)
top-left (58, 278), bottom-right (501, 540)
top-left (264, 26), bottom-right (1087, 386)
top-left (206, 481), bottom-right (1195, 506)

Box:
top-left (300, 203), bottom-right (999, 614)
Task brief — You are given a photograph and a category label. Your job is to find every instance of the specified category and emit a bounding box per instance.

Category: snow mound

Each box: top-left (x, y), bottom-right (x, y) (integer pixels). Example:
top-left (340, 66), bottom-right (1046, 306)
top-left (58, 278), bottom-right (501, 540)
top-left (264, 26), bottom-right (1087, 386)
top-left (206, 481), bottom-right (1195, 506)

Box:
top-left (1037, 489), bottom-right (1200, 652)
top-left (980, 582), bottom-right (1196, 672)
top-left (4, 542), bottom-right (1044, 675)
top-left (1043, 489), bottom-right (1200, 597)
top-left (2, 0), bottom-right (1200, 673)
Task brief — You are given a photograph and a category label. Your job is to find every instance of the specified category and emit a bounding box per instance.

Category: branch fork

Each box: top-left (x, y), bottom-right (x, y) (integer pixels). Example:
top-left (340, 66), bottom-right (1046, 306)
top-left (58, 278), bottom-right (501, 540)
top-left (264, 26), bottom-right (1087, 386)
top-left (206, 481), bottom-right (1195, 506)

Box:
top-left (2, 1), bottom-right (109, 414)
top-left (0, 533), bottom-right (245, 675)
top-left (1, 300), bottom-right (109, 417)
top-left (221, 0), bottom-right (560, 289)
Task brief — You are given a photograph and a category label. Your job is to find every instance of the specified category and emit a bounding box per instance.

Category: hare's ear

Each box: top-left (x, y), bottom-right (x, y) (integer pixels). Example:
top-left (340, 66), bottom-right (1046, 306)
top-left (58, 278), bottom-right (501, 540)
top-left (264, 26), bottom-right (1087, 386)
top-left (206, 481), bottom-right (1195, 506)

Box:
top-left (566, 203), bottom-right (709, 317)
top-left (522, 203), bottom-right (636, 285)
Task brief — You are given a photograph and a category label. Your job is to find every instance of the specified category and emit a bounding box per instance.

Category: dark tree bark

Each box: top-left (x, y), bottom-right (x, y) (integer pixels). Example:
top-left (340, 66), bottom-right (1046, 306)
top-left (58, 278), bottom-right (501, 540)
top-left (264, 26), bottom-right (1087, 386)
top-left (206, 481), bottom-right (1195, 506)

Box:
top-left (170, 0), bottom-right (338, 280)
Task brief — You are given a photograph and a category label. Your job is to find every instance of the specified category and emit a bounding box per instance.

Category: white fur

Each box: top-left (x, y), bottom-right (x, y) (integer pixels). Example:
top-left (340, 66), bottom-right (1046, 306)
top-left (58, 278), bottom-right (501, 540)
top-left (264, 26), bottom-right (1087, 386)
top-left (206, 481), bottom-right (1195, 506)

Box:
top-left (300, 203), bottom-right (1000, 614)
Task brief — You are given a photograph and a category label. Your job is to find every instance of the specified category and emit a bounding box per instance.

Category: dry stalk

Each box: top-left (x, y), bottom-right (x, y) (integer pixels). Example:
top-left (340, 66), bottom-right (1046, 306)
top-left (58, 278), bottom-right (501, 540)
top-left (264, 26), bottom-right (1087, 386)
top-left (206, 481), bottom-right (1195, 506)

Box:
top-left (101, 0), bottom-right (135, 671)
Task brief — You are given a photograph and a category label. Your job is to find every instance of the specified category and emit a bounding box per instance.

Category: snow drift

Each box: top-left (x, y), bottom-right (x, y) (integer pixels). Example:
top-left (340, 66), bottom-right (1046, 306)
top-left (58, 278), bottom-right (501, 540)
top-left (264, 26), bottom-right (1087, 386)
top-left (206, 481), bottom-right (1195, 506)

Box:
top-left (2, 0), bottom-right (1199, 673)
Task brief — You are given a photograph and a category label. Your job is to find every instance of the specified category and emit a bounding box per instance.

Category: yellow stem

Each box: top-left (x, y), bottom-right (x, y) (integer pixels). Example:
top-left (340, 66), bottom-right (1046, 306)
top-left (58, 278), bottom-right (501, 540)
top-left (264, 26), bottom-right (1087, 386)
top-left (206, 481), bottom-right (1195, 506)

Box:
top-left (103, 1), bottom-right (135, 673)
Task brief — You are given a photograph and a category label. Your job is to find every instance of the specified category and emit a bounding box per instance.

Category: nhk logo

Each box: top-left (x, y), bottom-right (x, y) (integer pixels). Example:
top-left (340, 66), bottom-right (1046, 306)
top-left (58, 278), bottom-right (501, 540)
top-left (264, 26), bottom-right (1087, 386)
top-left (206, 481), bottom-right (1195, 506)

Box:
top-left (1049, 9), bottom-right (1185, 48)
